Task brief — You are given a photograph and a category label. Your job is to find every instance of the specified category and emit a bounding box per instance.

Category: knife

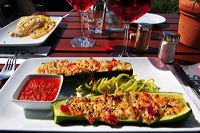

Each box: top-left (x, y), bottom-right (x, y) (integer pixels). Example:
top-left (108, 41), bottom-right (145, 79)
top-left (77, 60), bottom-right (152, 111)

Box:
top-left (62, 9), bottom-right (75, 19)
top-left (173, 62), bottom-right (200, 99)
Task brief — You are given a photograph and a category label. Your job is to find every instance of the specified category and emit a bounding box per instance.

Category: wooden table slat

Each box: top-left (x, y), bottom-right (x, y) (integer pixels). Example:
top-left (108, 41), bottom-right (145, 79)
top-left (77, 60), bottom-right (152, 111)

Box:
top-left (1, 11), bottom-right (200, 69)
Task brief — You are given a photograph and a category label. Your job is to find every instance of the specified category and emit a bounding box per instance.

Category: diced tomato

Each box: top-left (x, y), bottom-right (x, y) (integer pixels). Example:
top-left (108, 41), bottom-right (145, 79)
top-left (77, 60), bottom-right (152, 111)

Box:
top-left (18, 78), bottom-right (61, 101)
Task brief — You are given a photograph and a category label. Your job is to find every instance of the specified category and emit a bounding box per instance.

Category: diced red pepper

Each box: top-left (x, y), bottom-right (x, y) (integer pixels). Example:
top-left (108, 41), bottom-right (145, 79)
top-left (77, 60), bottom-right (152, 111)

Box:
top-left (102, 115), bottom-right (119, 125)
top-left (65, 63), bottom-right (77, 67)
top-left (107, 65), bottom-right (113, 71)
top-left (143, 99), bottom-right (151, 104)
top-left (95, 97), bottom-right (101, 100)
top-left (111, 58), bottom-right (117, 62)
top-left (143, 92), bottom-right (150, 97)
top-left (60, 105), bottom-right (69, 113)
top-left (103, 107), bottom-right (119, 125)
top-left (109, 114), bottom-right (119, 124)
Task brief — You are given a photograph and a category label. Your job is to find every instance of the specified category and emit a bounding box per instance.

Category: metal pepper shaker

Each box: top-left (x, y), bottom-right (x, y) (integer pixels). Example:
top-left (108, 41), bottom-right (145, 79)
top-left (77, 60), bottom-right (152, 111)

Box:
top-left (158, 31), bottom-right (180, 63)
top-left (134, 23), bottom-right (152, 50)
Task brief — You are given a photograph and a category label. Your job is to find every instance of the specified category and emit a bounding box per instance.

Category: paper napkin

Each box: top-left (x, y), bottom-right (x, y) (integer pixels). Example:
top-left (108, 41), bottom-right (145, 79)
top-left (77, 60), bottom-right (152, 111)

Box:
top-left (181, 63), bottom-right (200, 90)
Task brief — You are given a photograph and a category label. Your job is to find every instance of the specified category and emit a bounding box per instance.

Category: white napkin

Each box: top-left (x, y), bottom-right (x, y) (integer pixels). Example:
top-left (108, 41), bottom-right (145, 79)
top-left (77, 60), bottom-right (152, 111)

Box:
top-left (0, 46), bottom-right (51, 58)
top-left (0, 46), bottom-right (51, 64)
top-left (181, 63), bottom-right (200, 90)
top-left (167, 64), bottom-right (200, 111)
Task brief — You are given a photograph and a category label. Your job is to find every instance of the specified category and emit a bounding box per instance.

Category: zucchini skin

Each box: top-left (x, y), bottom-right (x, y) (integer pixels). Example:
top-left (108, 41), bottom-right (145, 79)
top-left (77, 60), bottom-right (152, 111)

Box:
top-left (63, 69), bottom-right (133, 80)
top-left (64, 62), bottom-right (133, 80)
top-left (52, 92), bottom-right (192, 125)
top-left (62, 63), bottom-right (133, 83)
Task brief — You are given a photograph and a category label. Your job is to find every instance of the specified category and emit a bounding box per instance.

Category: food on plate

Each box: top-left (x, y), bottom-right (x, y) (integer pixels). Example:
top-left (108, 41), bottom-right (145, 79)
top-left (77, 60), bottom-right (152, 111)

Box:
top-left (18, 77), bottom-right (62, 101)
top-left (76, 73), bottom-right (159, 96)
top-left (35, 58), bottom-right (133, 77)
top-left (52, 92), bottom-right (192, 125)
top-left (9, 15), bottom-right (55, 39)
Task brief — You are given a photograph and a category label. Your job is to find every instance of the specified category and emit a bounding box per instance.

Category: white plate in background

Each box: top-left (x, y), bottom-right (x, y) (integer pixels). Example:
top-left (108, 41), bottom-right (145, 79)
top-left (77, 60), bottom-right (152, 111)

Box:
top-left (134, 13), bottom-right (166, 24)
top-left (0, 16), bottom-right (62, 46)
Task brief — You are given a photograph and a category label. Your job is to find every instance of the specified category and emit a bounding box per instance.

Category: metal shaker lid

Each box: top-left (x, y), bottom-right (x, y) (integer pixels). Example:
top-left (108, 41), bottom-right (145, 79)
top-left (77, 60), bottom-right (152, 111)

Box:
top-left (138, 23), bottom-right (152, 31)
top-left (163, 31), bottom-right (180, 42)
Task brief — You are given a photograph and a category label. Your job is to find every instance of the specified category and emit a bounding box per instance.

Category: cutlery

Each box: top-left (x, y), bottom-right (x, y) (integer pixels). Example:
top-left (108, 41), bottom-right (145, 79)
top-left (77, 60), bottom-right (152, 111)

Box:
top-left (173, 62), bottom-right (200, 99)
top-left (62, 9), bottom-right (75, 19)
top-left (0, 56), bottom-right (16, 80)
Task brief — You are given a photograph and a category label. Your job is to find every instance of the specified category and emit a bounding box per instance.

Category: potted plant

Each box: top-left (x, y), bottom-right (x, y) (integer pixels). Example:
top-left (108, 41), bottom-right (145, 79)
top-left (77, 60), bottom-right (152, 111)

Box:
top-left (178, 0), bottom-right (200, 49)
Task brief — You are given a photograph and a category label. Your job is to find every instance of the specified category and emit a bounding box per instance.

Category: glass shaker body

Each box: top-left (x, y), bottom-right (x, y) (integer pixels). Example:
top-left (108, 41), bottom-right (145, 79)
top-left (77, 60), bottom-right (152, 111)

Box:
top-left (158, 31), bottom-right (180, 63)
top-left (134, 23), bottom-right (152, 50)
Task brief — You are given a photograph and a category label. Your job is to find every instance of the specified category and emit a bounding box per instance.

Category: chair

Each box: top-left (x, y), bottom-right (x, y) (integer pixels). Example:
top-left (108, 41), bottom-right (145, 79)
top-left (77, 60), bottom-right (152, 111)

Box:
top-left (0, 8), bottom-right (6, 27)
top-left (0, 0), bottom-right (20, 27)
top-left (33, 0), bottom-right (47, 11)
top-left (0, 0), bottom-right (9, 26)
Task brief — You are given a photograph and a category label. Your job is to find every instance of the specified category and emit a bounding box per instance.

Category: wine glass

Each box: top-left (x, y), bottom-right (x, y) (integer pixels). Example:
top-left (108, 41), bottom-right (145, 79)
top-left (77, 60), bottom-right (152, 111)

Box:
top-left (108, 0), bottom-right (152, 57)
top-left (67, 0), bottom-right (97, 47)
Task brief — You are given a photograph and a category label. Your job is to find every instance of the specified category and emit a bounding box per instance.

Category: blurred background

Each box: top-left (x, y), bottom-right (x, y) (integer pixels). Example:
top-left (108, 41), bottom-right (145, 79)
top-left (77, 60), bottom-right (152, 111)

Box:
top-left (0, 0), bottom-right (179, 27)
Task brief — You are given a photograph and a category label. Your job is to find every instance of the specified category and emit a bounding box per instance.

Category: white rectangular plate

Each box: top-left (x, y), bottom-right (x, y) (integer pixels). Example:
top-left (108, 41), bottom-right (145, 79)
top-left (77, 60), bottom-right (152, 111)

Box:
top-left (0, 16), bottom-right (62, 46)
top-left (0, 57), bottom-right (200, 132)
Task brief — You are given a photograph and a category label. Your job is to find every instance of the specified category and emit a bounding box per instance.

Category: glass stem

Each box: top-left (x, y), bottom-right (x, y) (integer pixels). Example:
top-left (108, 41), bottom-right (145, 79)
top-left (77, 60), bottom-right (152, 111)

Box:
top-left (80, 12), bottom-right (85, 38)
top-left (122, 24), bottom-right (130, 54)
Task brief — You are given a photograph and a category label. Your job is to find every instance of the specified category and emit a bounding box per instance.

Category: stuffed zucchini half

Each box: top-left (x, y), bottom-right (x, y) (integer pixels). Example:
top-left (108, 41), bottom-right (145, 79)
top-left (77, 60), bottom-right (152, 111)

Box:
top-left (52, 92), bottom-right (192, 125)
top-left (35, 58), bottom-right (133, 78)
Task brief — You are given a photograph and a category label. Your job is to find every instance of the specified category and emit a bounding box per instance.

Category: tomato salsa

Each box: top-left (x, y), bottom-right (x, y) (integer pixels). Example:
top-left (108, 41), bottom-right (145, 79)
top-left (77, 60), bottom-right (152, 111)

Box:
top-left (18, 77), bottom-right (61, 101)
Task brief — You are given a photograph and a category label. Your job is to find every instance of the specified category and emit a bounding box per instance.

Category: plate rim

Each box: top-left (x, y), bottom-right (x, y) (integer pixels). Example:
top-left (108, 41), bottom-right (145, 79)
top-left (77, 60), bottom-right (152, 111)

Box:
top-left (133, 13), bottom-right (166, 24)
top-left (0, 57), bottom-right (200, 132)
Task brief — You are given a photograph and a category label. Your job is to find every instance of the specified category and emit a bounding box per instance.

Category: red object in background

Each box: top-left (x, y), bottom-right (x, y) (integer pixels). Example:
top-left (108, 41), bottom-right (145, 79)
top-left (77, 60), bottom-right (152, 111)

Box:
top-left (178, 0), bottom-right (200, 49)
top-left (108, 0), bottom-right (152, 23)
top-left (66, 0), bottom-right (96, 12)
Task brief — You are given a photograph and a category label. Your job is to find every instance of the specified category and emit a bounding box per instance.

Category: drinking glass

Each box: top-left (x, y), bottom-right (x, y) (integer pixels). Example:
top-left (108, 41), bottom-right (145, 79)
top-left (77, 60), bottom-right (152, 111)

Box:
top-left (67, 0), bottom-right (97, 47)
top-left (87, 0), bottom-right (106, 34)
top-left (108, 0), bottom-right (152, 57)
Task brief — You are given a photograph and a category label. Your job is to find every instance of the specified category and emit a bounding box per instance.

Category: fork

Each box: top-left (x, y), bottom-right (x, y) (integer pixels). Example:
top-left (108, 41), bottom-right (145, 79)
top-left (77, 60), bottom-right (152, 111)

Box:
top-left (0, 56), bottom-right (17, 80)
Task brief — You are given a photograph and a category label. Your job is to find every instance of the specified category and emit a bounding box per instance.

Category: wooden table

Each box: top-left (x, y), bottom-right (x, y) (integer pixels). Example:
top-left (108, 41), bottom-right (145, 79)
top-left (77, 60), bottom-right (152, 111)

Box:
top-left (0, 11), bottom-right (200, 69)
top-left (1, 11), bottom-right (200, 88)
top-left (31, 11), bottom-right (200, 64)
